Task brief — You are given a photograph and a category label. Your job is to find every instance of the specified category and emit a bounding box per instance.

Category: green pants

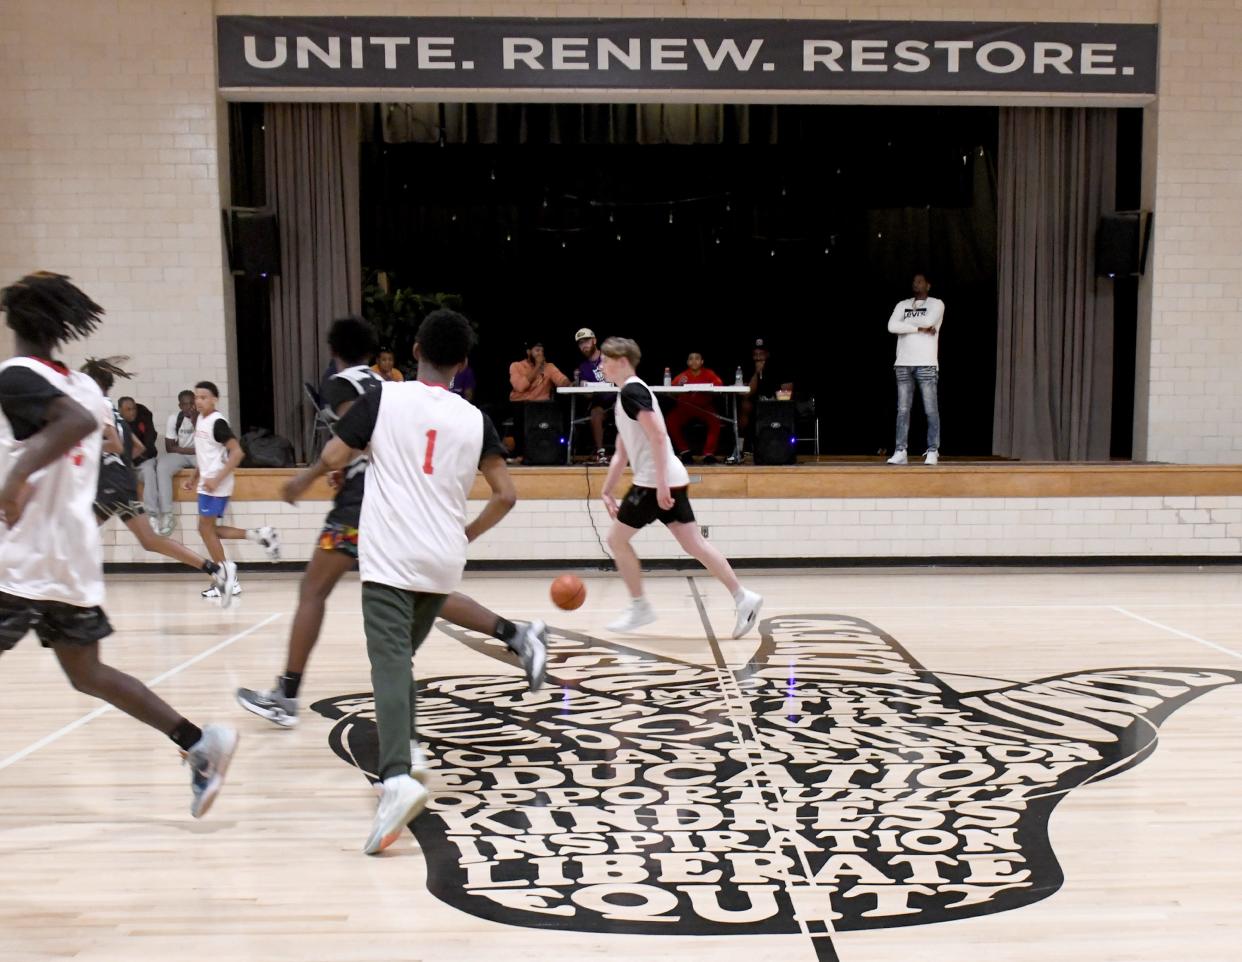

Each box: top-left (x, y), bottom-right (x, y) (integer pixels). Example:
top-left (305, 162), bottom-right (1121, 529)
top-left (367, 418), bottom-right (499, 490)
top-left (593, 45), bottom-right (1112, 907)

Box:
top-left (361, 581), bottom-right (447, 781)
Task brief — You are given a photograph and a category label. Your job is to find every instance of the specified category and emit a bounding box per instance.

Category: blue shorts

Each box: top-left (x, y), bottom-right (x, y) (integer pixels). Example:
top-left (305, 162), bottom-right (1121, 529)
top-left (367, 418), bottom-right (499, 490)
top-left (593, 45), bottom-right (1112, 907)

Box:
top-left (197, 494), bottom-right (230, 517)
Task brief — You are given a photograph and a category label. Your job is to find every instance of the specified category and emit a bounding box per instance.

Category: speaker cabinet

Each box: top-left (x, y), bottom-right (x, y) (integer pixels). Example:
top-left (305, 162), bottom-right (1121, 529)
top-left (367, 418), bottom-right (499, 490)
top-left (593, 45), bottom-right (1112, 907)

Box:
top-left (523, 402), bottom-right (564, 466)
top-left (1096, 211), bottom-right (1152, 277)
top-left (753, 400), bottom-right (796, 465)
top-left (228, 207), bottom-right (281, 276)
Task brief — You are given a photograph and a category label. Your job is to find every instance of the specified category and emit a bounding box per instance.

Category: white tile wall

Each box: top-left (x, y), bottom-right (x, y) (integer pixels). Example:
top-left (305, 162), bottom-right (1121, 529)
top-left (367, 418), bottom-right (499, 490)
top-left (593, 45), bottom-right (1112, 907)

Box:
top-left (103, 494), bottom-right (1242, 564)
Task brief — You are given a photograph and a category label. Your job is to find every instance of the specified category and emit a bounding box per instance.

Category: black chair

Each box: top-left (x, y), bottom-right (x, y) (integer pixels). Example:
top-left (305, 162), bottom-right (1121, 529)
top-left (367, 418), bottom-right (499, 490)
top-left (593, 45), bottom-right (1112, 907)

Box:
top-left (303, 382), bottom-right (335, 462)
top-left (794, 397), bottom-right (820, 456)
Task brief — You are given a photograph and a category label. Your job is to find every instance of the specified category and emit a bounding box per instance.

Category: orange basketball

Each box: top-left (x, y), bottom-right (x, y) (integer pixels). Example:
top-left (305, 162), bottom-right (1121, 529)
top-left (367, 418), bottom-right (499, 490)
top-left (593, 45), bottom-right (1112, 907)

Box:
top-left (550, 574), bottom-right (587, 611)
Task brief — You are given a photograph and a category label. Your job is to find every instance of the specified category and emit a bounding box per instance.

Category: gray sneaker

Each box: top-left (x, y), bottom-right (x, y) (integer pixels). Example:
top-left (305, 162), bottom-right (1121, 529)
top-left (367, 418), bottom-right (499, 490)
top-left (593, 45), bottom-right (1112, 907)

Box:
top-left (236, 683), bottom-right (298, 728)
top-left (212, 561), bottom-right (239, 611)
top-left (512, 620), bottom-right (549, 692)
top-left (186, 724), bottom-right (239, 818)
top-left (246, 525), bottom-right (281, 561)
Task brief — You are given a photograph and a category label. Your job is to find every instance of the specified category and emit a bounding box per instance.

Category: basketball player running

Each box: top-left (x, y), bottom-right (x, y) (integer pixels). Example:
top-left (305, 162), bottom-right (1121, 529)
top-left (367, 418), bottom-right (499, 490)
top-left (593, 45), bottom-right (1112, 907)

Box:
top-left (0, 272), bottom-right (237, 816)
top-left (597, 337), bottom-right (763, 636)
top-left (283, 309), bottom-right (521, 853)
top-left (239, 317), bottom-right (547, 731)
top-left (181, 380), bottom-right (279, 600)
top-left (81, 357), bottom-right (238, 607)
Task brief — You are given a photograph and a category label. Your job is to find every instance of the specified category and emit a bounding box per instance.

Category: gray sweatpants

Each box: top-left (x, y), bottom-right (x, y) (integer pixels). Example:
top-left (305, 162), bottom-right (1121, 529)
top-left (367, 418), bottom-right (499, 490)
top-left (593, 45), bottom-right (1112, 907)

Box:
top-left (154, 452), bottom-right (196, 516)
top-left (362, 581), bottom-right (447, 781)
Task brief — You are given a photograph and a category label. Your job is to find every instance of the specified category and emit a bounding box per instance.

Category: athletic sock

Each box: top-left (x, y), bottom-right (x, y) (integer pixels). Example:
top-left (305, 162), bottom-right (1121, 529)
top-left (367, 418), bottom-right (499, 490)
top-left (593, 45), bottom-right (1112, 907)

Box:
top-left (732, 587), bottom-right (747, 604)
top-left (278, 672), bottom-right (302, 699)
top-left (169, 719), bottom-right (203, 752)
top-left (201, 561), bottom-right (220, 576)
top-left (493, 618), bottom-right (519, 652)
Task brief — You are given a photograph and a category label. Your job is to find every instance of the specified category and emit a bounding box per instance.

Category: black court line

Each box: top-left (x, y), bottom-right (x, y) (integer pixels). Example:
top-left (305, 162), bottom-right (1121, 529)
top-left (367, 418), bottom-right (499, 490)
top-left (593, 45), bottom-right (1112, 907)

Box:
top-left (686, 576), bottom-right (843, 962)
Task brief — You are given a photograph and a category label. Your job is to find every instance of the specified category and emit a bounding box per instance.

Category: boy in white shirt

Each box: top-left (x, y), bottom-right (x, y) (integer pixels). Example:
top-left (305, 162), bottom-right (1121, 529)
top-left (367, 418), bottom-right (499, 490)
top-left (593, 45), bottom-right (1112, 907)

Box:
top-left (597, 337), bottom-right (762, 637)
top-left (180, 380), bottom-right (280, 598)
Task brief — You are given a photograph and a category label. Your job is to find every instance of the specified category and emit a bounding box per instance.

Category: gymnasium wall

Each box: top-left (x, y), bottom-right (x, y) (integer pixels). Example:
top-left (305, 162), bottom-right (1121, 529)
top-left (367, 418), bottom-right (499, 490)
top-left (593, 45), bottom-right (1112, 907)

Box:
top-left (102, 493), bottom-right (1242, 564)
top-left (3, 0), bottom-right (1241, 466)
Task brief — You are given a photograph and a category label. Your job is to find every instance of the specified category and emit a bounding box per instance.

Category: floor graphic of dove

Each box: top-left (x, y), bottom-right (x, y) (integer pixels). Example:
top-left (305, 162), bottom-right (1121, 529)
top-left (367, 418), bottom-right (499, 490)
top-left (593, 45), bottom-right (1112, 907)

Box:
top-left (313, 599), bottom-right (1240, 962)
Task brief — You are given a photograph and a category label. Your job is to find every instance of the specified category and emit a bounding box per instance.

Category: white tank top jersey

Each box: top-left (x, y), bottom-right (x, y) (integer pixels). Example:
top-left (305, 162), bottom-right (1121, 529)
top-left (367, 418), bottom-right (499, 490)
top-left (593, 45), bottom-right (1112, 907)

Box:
top-left (360, 381), bottom-right (486, 594)
top-left (0, 358), bottom-right (108, 607)
top-left (194, 410), bottom-right (235, 497)
top-left (613, 375), bottom-right (691, 489)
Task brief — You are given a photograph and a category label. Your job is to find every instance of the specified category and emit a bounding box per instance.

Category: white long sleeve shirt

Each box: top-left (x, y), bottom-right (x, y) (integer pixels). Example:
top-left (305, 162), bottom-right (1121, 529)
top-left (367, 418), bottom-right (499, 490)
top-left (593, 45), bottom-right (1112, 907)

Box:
top-left (887, 296), bottom-right (945, 368)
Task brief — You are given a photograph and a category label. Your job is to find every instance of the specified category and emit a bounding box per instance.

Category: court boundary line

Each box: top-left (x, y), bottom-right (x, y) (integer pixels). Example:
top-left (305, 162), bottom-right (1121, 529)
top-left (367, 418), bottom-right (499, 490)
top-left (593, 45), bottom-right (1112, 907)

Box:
top-left (1111, 606), bottom-right (1242, 661)
top-left (687, 576), bottom-right (841, 962)
top-left (0, 612), bottom-right (282, 772)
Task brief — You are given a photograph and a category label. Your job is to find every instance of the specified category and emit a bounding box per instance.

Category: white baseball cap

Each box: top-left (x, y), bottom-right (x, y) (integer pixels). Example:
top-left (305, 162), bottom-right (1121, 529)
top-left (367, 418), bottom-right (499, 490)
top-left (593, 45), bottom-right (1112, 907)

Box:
top-left (574, 328), bottom-right (596, 342)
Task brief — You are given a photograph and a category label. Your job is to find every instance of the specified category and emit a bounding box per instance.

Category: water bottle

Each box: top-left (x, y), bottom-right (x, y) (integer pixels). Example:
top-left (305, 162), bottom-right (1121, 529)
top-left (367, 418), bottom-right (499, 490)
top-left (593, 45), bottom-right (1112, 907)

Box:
top-left (734, 366), bottom-right (743, 385)
top-left (663, 367), bottom-right (672, 386)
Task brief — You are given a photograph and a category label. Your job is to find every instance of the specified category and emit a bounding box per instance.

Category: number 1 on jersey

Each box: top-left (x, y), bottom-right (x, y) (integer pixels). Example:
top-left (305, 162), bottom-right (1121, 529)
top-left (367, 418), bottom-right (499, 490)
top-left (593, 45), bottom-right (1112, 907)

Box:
top-left (422, 429), bottom-right (438, 474)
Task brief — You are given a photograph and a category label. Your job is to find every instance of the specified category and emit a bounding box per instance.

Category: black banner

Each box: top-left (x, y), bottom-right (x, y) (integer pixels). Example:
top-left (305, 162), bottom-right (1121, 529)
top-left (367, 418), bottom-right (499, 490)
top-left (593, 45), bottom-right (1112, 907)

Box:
top-left (217, 17), bottom-right (1157, 95)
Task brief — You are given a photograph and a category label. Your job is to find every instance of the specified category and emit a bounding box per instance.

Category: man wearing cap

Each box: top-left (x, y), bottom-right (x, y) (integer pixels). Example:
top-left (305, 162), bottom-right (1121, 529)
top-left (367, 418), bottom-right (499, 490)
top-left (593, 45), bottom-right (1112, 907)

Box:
top-left (508, 341), bottom-right (570, 461)
top-left (573, 328), bottom-right (615, 465)
top-left (737, 338), bottom-right (794, 461)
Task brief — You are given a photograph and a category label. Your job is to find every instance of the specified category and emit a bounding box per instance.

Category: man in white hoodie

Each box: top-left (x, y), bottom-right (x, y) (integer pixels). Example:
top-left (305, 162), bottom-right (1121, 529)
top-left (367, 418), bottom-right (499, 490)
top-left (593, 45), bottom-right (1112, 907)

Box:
top-left (885, 272), bottom-right (944, 465)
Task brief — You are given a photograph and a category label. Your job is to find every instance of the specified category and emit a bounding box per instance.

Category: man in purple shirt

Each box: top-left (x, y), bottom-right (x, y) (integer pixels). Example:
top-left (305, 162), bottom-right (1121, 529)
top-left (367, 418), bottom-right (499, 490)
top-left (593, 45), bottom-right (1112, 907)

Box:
top-left (574, 328), bottom-right (614, 464)
top-left (450, 360), bottom-right (476, 403)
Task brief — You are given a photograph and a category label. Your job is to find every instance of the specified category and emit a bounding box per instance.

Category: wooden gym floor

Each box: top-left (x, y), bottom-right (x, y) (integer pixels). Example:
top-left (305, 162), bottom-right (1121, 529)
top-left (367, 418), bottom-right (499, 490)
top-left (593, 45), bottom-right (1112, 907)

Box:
top-left (1, 568), bottom-right (1239, 962)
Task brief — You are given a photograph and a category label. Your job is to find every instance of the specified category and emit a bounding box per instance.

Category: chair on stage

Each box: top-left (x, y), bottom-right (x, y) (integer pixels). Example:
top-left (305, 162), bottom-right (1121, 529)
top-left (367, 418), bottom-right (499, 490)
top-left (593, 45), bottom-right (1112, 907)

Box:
top-left (794, 397), bottom-right (820, 457)
top-left (303, 381), bottom-right (336, 463)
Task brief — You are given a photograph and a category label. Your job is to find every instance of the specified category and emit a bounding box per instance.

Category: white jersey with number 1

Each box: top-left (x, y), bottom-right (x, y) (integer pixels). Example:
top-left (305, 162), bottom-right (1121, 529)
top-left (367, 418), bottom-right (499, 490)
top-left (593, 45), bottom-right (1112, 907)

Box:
top-left (360, 381), bottom-right (485, 595)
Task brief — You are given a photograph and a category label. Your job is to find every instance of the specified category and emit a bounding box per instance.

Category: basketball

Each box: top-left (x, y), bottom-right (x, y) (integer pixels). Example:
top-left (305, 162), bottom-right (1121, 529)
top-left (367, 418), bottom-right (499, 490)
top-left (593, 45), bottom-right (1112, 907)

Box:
top-left (550, 574), bottom-right (586, 610)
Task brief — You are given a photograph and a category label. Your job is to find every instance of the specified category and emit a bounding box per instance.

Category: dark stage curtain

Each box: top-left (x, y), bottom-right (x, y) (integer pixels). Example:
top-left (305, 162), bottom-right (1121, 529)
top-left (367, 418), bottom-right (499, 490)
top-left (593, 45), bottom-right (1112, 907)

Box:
top-left (265, 103), bottom-right (361, 461)
top-left (993, 107), bottom-right (1116, 461)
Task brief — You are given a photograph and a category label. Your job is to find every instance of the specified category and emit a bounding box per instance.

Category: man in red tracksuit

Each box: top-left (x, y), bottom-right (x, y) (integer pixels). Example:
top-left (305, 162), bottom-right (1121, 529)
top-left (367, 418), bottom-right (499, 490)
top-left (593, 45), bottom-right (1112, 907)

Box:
top-left (666, 351), bottom-right (724, 464)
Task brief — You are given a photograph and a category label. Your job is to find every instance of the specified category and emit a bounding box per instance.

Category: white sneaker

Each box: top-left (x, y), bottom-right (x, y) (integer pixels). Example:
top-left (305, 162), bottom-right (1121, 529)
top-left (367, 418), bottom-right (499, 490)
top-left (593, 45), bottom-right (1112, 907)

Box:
top-left (886, 450), bottom-right (908, 465)
top-left (247, 525), bottom-right (281, 561)
top-left (512, 620), bottom-right (549, 692)
top-left (924, 450), bottom-right (939, 465)
top-left (363, 774), bottom-right (429, 855)
top-left (186, 724), bottom-right (239, 819)
top-left (201, 582), bottom-right (242, 600)
top-left (410, 742), bottom-right (431, 784)
top-left (607, 598), bottom-right (657, 633)
top-left (732, 589), bottom-right (764, 639)
top-left (212, 561), bottom-right (239, 610)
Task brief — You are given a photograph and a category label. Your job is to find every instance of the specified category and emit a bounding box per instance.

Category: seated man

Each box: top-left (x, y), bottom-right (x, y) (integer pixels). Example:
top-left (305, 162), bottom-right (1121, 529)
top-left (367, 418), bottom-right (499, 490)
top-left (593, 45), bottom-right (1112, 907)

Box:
top-left (737, 337), bottom-right (794, 460)
top-left (508, 341), bottom-right (570, 459)
top-left (119, 395), bottom-right (159, 514)
top-left (153, 388), bottom-right (197, 536)
top-left (573, 328), bottom-right (615, 465)
top-left (667, 352), bottom-right (724, 464)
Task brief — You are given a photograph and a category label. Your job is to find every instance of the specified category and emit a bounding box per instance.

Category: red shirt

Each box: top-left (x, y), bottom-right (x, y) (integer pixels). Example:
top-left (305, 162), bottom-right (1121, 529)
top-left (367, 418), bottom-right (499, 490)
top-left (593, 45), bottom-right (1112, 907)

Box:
top-left (672, 367), bottom-right (723, 411)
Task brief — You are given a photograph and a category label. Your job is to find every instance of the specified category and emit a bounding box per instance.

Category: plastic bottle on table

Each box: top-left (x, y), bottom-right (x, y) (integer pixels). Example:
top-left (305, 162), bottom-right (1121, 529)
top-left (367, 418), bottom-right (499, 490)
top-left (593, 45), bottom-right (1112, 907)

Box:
top-left (663, 367), bottom-right (672, 386)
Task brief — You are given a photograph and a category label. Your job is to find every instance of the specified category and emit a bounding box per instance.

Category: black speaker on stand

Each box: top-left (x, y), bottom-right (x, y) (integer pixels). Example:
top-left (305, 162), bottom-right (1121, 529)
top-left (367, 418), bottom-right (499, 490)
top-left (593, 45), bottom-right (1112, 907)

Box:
top-left (753, 400), bottom-right (796, 465)
top-left (524, 402), bottom-right (565, 466)
top-left (226, 207), bottom-right (281, 277)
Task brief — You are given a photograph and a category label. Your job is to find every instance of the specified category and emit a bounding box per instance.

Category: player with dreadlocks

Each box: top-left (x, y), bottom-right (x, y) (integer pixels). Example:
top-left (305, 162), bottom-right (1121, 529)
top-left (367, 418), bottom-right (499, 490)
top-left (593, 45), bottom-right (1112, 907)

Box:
top-left (80, 356), bottom-right (239, 606)
top-left (0, 272), bottom-right (238, 817)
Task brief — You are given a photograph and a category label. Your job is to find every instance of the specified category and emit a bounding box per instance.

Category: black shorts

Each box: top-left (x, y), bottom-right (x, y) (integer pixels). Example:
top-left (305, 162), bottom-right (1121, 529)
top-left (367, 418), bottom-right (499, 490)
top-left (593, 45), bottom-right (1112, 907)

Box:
top-left (94, 497), bottom-right (145, 523)
top-left (95, 472), bottom-right (143, 523)
top-left (0, 592), bottom-right (113, 651)
top-left (616, 485), bottom-right (696, 529)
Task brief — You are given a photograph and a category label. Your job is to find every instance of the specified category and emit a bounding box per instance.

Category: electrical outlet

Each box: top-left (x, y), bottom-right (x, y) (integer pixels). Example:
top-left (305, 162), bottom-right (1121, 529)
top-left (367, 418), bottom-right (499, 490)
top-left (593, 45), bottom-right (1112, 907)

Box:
top-left (700, 525), bottom-right (710, 539)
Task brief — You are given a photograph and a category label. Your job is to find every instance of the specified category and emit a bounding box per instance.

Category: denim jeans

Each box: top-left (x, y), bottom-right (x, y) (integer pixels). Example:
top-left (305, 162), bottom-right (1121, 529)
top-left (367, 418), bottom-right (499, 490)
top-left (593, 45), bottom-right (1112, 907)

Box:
top-left (894, 365), bottom-right (940, 453)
